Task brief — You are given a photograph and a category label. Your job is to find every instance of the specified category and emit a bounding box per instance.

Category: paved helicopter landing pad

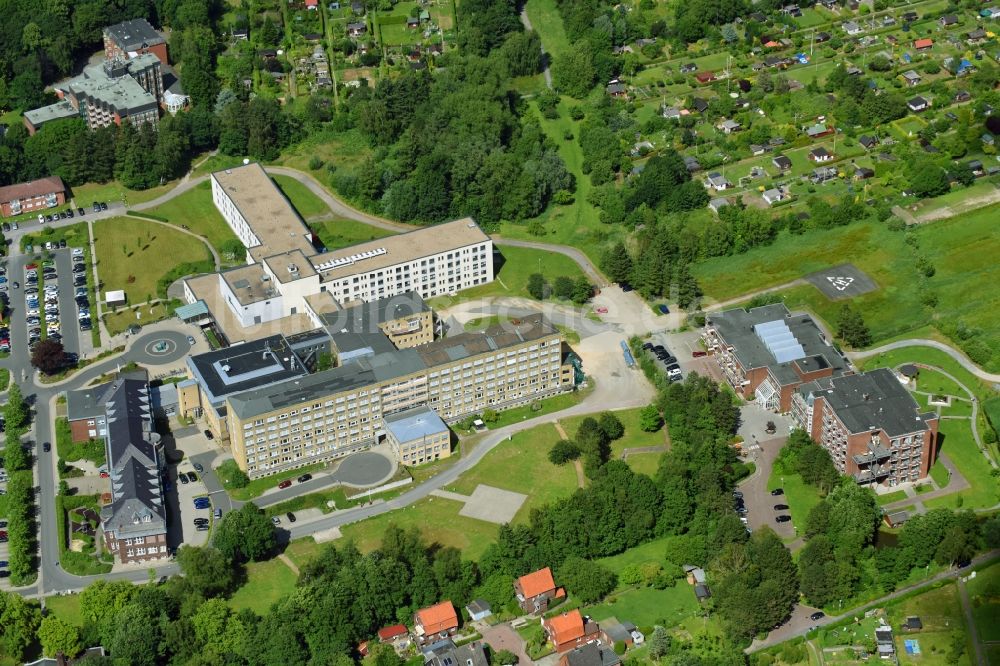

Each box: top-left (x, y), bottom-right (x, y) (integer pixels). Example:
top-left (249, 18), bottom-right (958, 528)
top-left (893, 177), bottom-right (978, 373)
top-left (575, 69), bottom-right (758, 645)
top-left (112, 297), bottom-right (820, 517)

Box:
top-left (805, 263), bottom-right (878, 300)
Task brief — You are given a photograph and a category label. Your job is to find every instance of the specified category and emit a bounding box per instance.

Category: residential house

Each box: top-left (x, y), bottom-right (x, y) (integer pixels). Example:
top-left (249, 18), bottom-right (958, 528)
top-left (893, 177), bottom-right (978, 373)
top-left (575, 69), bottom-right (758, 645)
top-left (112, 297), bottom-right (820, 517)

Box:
top-left (717, 118), bottom-right (742, 134)
top-left (772, 155), bottom-right (793, 171)
top-left (859, 135), bottom-right (878, 150)
top-left (968, 159), bottom-right (984, 176)
top-left (352, 0), bottom-right (365, 13)
top-left (750, 144), bottom-right (766, 156)
top-left (559, 642), bottom-right (621, 666)
top-left (348, 22), bottom-right (367, 36)
top-left (103, 18), bottom-right (168, 64)
top-left (884, 510), bottom-right (910, 527)
top-left (414, 602), bottom-right (459, 645)
top-left (904, 616), bottom-right (923, 631)
top-left (709, 197), bottom-right (730, 213)
top-left (748, 11), bottom-right (767, 22)
top-left (543, 610), bottom-right (600, 653)
top-left (984, 133), bottom-right (996, 147)
top-left (984, 6), bottom-right (1000, 19)
top-left (695, 71), bottom-right (717, 84)
top-left (683, 156), bottom-right (702, 172)
top-left (815, 31), bottom-right (831, 43)
top-left (902, 11), bottom-right (918, 22)
top-left (606, 81), bottom-right (627, 98)
top-left (0, 176), bottom-right (67, 218)
top-left (908, 96), bottom-right (929, 112)
top-left (705, 172), bottom-right (733, 190)
top-left (465, 600), bottom-right (492, 622)
top-left (683, 565), bottom-right (707, 586)
top-left (762, 188), bottom-right (787, 206)
top-left (939, 15), bottom-right (958, 27)
top-left (954, 90), bottom-right (971, 102)
top-left (805, 123), bottom-right (833, 139)
top-left (913, 38), bottom-right (934, 50)
top-left (843, 21), bottom-right (862, 35)
top-left (808, 146), bottom-right (833, 162)
top-left (600, 619), bottom-right (643, 650)
top-left (306, 0), bottom-right (319, 8)
top-left (854, 167), bottom-right (875, 180)
top-left (695, 584), bottom-right (712, 602)
top-left (967, 28), bottom-right (988, 44)
top-left (423, 640), bottom-right (489, 666)
top-left (875, 620), bottom-right (895, 659)
top-left (662, 106), bottom-right (681, 120)
top-left (407, 16), bottom-right (420, 29)
top-left (233, 27), bottom-right (249, 40)
top-left (377, 625), bottom-right (411, 652)
top-left (690, 98), bottom-right (709, 113)
top-left (515, 567), bottom-right (566, 614)
top-left (901, 70), bottom-right (922, 86)
top-left (679, 63), bottom-right (698, 74)
top-left (811, 166), bottom-right (839, 183)
top-left (631, 140), bottom-right (654, 157)
top-left (883, 15), bottom-right (896, 26)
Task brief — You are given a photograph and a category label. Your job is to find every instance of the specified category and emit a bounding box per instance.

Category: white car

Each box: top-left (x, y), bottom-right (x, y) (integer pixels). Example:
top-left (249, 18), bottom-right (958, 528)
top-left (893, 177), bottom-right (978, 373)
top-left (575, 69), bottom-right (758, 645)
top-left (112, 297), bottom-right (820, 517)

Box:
top-left (72, 248), bottom-right (84, 257)
top-left (27, 309), bottom-right (40, 317)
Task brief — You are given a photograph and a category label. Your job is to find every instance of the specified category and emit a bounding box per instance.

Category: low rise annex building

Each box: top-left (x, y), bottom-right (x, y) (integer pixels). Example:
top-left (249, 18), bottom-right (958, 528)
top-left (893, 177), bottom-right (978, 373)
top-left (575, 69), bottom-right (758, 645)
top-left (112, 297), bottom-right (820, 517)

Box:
top-left (183, 163), bottom-right (494, 343)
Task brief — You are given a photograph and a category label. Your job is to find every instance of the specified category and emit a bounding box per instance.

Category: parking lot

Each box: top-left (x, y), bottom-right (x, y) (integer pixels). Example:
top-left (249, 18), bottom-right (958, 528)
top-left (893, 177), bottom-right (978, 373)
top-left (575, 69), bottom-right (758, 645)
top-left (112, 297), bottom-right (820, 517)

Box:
top-left (170, 458), bottom-right (213, 549)
top-left (2, 247), bottom-right (92, 364)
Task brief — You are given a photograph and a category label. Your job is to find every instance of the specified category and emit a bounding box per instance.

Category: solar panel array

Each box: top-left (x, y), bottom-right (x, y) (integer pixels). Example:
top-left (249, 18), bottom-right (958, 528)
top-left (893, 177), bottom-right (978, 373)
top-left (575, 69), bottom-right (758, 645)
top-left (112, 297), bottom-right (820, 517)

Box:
top-left (754, 319), bottom-right (806, 364)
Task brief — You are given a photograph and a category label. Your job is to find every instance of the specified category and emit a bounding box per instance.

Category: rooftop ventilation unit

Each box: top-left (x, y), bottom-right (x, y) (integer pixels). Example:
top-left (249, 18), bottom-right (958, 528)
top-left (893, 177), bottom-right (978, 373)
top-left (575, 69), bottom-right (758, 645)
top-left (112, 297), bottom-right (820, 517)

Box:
top-left (754, 319), bottom-right (806, 364)
top-left (316, 247), bottom-right (388, 272)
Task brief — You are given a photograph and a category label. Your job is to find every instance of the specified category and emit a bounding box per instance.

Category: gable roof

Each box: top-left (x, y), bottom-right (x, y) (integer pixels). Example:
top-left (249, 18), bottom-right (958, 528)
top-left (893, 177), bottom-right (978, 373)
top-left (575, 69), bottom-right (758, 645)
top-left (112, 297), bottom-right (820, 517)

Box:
top-left (914, 38), bottom-right (933, 48)
top-left (378, 624), bottom-right (408, 641)
top-left (547, 610), bottom-right (585, 645)
top-left (0, 176), bottom-right (67, 204)
top-left (416, 601), bottom-right (459, 635)
top-left (518, 567), bottom-right (557, 598)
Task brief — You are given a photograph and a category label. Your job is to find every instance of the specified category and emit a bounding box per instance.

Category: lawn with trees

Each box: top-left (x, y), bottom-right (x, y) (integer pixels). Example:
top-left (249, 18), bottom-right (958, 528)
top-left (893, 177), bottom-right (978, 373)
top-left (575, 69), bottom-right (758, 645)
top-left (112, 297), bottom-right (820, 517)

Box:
top-left (139, 181), bottom-right (244, 265)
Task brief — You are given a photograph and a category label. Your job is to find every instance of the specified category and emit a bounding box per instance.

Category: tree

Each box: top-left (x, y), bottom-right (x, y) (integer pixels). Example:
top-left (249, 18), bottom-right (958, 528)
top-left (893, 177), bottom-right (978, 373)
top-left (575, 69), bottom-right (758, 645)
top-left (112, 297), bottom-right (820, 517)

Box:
top-left (176, 546), bottom-right (236, 596)
top-left (571, 277), bottom-right (593, 304)
top-left (548, 439), bottom-right (582, 465)
top-left (4, 382), bottom-right (27, 432)
top-left (647, 626), bottom-right (672, 660)
top-left (909, 163), bottom-right (950, 198)
top-left (601, 242), bottom-right (633, 284)
top-left (552, 276), bottom-right (575, 300)
top-left (0, 591), bottom-right (42, 660)
top-left (836, 304), bottom-right (872, 348)
top-left (639, 404), bottom-right (663, 432)
top-left (492, 648), bottom-right (518, 665)
top-left (213, 502), bottom-right (276, 563)
top-left (674, 263), bottom-right (702, 309)
top-left (599, 412), bottom-right (625, 441)
top-left (553, 48), bottom-right (596, 98)
top-left (527, 273), bottom-right (547, 300)
top-left (217, 459), bottom-right (249, 489)
top-left (31, 338), bottom-right (68, 375)
top-left (556, 556), bottom-right (617, 603)
top-left (38, 615), bottom-right (82, 659)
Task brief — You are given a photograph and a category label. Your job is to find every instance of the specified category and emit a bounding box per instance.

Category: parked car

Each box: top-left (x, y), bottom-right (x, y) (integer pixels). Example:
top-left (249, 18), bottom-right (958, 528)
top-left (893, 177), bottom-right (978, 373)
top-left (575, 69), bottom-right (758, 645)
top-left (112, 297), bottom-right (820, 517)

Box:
top-left (203, 429), bottom-right (214, 440)
top-left (178, 474), bottom-right (189, 485)
top-left (42, 442), bottom-right (50, 452)
top-left (286, 512), bottom-right (297, 523)
top-left (775, 515), bottom-right (792, 523)
top-left (809, 611), bottom-right (825, 621)
top-left (770, 488), bottom-right (784, 496)
top-left (297, 474), bottom-right (312, 483)
top-left (192, 462), bottom-right (204, 473)
top-left (657, 304), bottom-right (670, 314)
top-left (278, 479), bottom-right (292, 489)
top-left (773, 504), bottom-right (789, 511)
top-left (186, 471), bottom-right (198, 483)
top-left (271, 516), bottom-right (280, 525)
top-left (214, 508), bottom-right (222, 519)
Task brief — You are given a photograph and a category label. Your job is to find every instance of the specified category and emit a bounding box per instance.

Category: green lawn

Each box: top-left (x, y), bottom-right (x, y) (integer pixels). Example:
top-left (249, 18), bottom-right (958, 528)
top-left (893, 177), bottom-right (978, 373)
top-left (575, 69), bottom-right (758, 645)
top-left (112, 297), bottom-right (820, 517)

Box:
top-left (272, 174), bottom-right (330, 220)
top-left (228, 557), bottom-right (300, 615)
top-left (496, 100), bottom-right (621, 270)
top-left (470, 385), bottom-right (591, 432)
top-left (44, 594), bottom-right (84, 626)
top-left (695, 205), bottom-right (1000, 370)
top-left (227, 461), bottom-right (328, 501)
top-left (139, 181), bottom-right (242, 263)
top-left (338, 496), bottom-right (500, 560)
top-left (437, 244), bottom-right (588, 305)
top-left (924, 419), bottom-right (999, 511)
top-left (859, 348), bottom-right (995, 403)
top-left (877, 490), bottom-right (908, 506)
top-left (885, 583), bottom-right (973, 666)
top-left (446, 422), bottom-right (579, 520)
top-left (560, 408), bottom-right (668, 461)
top-left (596, 536), bottom-right (670, 573)
top-left (624, 451), bottom-right (661, 477)
top-left (585, 583), bottom-right (701, 629)
top-left (768, 462), bottom-right (822, 537)
top-left (523, 0), bottom-right (570, 59)
top-left (310, 217), bottom-right (394, 252)
top-left (929, 460), bottom-right (951, 488)
top-left (0, 368), bottom-right (9, 392)
top-left (283, 538), bottom-right (324, 570)
top-left (94, 216), bottom-right (214, 301)
top-left (70, 179), bottom-right (178, 208)
top-left (967, 560), bottom-right (1000, 643)
top-left (914, 368), bottom-right (967, 399)
top-left (103, 303), bottom-right (173, 336)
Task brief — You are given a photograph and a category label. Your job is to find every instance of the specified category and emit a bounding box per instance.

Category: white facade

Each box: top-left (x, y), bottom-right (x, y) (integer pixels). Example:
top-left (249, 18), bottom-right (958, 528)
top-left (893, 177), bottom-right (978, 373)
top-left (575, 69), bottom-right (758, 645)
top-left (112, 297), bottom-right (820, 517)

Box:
top-left (211, 174), bottom-right (262, 253)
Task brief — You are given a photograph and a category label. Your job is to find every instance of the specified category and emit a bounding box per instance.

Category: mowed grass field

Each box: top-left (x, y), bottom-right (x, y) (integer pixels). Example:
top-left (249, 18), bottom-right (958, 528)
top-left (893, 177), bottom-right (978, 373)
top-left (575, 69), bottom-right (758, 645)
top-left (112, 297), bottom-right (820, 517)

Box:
top-left (695, 205), bottom-right (1000, 369)
top-left (446, 422), bottom-right (579, 520)
top-left (228, 557), bottom-right (300, 615)
top-left (338, 496), bottom-right (500, 560)
top-left (967, 560), bottom-right (1000, 643)
top-left (439, 244), bottom-right (588, 304)
top-left (94, 217), bottom-right (214, 300)
top-left (272, 175), bottom-right (331, 220)
top-left (559, 408), bottom-right (668, 463)
top-left (310, 217), bottom-right (394, 251)
top-left (139, 181), bottom-right (241, 262)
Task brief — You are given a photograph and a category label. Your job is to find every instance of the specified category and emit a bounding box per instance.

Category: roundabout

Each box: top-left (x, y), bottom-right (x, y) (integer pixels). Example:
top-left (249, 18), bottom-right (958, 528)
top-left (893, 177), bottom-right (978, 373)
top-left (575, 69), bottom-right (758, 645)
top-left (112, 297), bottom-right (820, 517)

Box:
top-left (125, 331), bottom-right (193, 365)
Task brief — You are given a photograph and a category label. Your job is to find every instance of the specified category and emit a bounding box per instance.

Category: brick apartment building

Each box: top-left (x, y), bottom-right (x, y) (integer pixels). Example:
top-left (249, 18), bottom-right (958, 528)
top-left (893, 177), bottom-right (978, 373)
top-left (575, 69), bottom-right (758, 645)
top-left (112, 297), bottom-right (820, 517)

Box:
top-left (792, 368), bottom-right (939, 485)
top-left (514, 567), bottom-right (565, 614)
top-left (0, 176), bottom-right (67, 218)
top-left (704, 304), bottom-right (849, 412)
top-left (66, 377), bottom-right (169, 564)
top-left (103, 18), bottom-right (169, 64)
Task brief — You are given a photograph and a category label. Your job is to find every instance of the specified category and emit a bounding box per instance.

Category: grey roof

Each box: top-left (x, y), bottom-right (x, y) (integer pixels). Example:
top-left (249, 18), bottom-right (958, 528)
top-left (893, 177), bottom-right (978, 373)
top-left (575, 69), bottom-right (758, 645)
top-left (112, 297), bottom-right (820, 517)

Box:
top-left (466, 599), bottom-right (491, 615)
top-left (60, 60), bottom-right (160, 116)
top-left (332, 330), bottom-right (397, 364)
top-left (424, 641), bottom-right (489, 666)
top-left (23, 100), bottom-right (79, 127)
top-left (104, 18), bottom-right (166, 51)
top-left (564, 642), bottom-right (621, 666)
top-left (600, 620), bottom-right (632, 643)
top-left (385, 406), bottom-right (448, 444)
top-left (321, 291), bottom-right (429, 332)
top-left (186, 334), bottom-right (311, 407)
top-left (707, 304), bottom-right (848, 386)
top-left (99, 379), bottom-right (167, 539)
top-left (798, 368), bottom-right (936, 437)
top-left (67, 382), bottom-right (119, 421)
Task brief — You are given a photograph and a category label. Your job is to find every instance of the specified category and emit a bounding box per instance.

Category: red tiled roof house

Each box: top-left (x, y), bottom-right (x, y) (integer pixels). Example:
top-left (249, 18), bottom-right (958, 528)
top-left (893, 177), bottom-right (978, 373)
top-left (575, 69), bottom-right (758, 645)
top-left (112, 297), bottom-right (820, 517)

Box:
top-left (414, 601), bottom-right (459, 645)
top-left (377, 624), bottom-right (411, 651)
top-left (515, 567), bottom-right (566, 614)
top-left (543, 610), bottom-right (600, 653)
top-left (0, 176), bottom-right (67, 218)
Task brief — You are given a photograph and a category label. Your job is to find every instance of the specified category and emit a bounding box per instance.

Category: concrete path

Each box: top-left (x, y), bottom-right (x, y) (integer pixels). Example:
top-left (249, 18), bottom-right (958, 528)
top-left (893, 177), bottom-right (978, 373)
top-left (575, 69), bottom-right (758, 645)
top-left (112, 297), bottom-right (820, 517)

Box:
top-left (124, 213), bottom-right (222, 269)
top-left (430, 489), bottom-right (473, 503)
top-left (519, 7), bottom-right (552, 89)
top-left (494, 238), bottom-right (607, 286)
top-left (957, 576), bottom-right (985, 666)
top-left (848, 340), bottom-right (1000, 384)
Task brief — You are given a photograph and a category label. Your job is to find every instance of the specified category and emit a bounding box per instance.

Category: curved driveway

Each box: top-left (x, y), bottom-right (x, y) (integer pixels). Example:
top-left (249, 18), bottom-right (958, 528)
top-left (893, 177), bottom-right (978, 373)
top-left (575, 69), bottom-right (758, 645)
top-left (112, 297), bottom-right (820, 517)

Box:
top-left (848, 339), bottom-right (1000, 384)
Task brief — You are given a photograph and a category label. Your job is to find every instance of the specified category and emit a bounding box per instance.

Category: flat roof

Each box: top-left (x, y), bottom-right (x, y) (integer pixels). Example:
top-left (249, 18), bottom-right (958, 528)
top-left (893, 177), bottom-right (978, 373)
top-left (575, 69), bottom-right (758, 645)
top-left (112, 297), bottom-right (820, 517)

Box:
top-left (23, 100), bottom-right (79, 127)
top-left (220, 264), bottom-right (280, 306)
top-left (174, 300), bottom-right (209, 319)
top-left (65, 62), bottom-right (159, 114)
top-left (384, 406), bottom-right (448, 443)
top-left (264, 249), bottom-right (317, 283)
top-left (104, 18), bottom-right (166, 50)
top-left (320, 291), bottom-right (429, 333)
top-left (211, 163), bottom-right (316, 259)
top-left (707, 304), bottom-right (848, 386)
top-left (416, 313), bottom-right (558, 367)
top-left (187, 335), bottom-right (310, 405)
top-left (311, 218), bottom-right (489, 281)
top-left (799, 368), bottom-right (936, 437)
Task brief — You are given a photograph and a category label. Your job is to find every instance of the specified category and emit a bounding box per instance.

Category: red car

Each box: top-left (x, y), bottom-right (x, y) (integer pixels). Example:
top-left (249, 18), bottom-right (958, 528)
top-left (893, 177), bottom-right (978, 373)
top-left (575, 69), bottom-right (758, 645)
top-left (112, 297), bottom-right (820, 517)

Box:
top-left (99, 471), bottom-right (109, 478)
top-left (692, 350), bottom-right (707, 357)
top-left (25, 264), bottom-right (37, 270)
top-left (278, 480), bottom-right (292, 489)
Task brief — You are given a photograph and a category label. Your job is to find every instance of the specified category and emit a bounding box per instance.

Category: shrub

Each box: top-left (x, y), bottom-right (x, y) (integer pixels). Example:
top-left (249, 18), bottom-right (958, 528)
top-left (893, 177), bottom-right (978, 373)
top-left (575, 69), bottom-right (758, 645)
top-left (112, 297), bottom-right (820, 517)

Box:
top-left (217, 459), bottom-right (249, 489)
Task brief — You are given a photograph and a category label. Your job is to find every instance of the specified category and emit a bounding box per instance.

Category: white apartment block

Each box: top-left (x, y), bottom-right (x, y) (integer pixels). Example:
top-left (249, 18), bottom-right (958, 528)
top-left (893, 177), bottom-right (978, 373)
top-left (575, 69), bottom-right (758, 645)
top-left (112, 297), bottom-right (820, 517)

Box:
top-left (194, 163), bottom-right (494, 336)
